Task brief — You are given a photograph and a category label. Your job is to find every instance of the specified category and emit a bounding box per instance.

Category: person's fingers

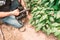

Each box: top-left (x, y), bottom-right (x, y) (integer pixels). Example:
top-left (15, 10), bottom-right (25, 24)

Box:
top-left (11, 9), bottom-right (20, 16)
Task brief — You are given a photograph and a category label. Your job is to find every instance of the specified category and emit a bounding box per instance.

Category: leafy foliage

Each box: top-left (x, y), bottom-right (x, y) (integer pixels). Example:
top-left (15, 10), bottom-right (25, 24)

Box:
top-left (24, 0), bottom-right (31, 9)
top-left (25, 0), bottom-right (60, 40)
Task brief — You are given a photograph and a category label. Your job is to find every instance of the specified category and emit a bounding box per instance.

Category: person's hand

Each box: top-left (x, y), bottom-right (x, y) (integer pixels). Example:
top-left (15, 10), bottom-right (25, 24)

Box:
top-left (24, 7), bottom-right (29, 15)
top-left (11, 9), bottom-right (20, 16)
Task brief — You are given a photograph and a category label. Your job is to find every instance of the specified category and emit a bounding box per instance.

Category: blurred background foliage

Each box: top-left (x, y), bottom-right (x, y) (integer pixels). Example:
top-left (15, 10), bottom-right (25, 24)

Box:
top-left (25, 0), bottom-right (60, 40)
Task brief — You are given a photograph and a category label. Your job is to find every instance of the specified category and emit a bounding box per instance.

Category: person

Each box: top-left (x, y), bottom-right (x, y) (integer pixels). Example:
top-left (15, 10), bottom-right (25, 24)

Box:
top-left (0, 0), bottom-right (27, 29)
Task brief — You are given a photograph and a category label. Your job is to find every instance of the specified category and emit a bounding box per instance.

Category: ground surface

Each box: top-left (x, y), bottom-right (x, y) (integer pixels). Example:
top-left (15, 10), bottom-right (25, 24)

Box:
top-left (0, 14), bottom-right (57, 40)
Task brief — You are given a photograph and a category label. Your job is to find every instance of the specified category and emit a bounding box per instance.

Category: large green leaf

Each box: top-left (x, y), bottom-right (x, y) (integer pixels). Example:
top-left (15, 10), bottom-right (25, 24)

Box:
top-left (52, 23), bottom-right (60, 27)
top-left (36, 23), bottom-right (44, 31)
top-left (40, 15), bottom-right (47, 22)
top-left (54, 30), bottom-right (60, 36)
top-left (50, 0), bottom-right (54, 3)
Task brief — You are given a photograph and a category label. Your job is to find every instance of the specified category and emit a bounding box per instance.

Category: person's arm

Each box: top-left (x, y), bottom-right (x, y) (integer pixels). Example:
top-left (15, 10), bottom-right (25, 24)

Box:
top-left (0, 12), bottom-right (11, 18)
top-left (0, 9), bottom-right (20, 18)
top-left (20, 0), bottom-right (26, 9)
top-left (20, 0), bottom-right (28, 15)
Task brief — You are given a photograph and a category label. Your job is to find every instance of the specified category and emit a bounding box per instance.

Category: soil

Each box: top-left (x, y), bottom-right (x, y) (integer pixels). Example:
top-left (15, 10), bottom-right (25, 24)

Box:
top-left (0, 14), bottom-right (57, 40)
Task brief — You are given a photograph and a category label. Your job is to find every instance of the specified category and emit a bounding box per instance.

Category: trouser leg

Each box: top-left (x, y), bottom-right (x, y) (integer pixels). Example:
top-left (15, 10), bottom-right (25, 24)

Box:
top-left (2, 15), bottom-right (23, 28)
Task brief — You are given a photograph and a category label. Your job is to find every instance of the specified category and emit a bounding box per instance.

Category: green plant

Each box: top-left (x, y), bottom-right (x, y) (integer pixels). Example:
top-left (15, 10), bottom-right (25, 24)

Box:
top-left (25, 0), bottom-right (60, 40)
top-left (24, 0), bottom-right (31, 9)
